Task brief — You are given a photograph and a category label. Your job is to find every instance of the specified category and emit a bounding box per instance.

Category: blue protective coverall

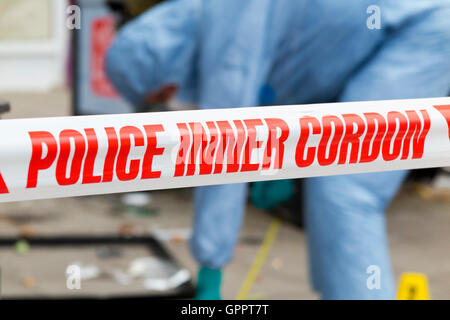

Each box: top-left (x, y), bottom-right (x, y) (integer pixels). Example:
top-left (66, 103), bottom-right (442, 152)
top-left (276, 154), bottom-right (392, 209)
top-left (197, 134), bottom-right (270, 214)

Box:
top-left (106, 0), bottom-right (450, 299)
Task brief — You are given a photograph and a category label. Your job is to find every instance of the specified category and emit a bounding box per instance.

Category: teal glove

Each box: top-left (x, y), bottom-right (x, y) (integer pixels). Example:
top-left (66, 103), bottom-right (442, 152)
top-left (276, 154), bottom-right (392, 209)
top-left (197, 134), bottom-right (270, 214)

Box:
top-left (250, 179), bottom-right (294, 210)
top-left (195, 267), bottom-right (222, 300)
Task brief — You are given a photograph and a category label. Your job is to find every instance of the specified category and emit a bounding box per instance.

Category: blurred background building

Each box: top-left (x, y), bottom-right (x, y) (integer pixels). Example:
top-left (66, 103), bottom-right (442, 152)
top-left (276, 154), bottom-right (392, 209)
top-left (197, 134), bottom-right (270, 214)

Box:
top-left (0, 0), bottom-right (68, 91)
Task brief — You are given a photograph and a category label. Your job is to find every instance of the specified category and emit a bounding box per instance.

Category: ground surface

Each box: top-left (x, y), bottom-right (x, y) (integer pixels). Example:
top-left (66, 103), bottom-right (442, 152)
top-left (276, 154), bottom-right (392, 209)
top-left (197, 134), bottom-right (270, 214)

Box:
top-left (0, 88), bottom-right (449, 299)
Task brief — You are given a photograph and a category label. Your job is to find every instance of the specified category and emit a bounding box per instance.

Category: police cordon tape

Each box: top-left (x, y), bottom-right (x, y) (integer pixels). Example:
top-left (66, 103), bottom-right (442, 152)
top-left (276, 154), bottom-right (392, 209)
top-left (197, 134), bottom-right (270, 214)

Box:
top-left (0, 97), bottom-right (449, 202)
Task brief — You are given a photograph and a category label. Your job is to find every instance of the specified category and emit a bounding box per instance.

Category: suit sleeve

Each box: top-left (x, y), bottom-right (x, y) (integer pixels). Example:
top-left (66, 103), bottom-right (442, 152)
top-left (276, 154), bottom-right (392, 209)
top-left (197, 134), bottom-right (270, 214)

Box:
top-left (106, 0), bottom-right (201, 107)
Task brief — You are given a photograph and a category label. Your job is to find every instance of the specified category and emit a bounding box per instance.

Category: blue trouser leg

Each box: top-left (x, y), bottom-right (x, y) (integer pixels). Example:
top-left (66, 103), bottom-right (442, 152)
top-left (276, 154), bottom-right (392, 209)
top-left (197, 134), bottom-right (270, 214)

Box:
top-left (190, 183), bottom-right (248, 269)
top-left (307, 3), bottom-right (450, 300)
top-left (305, 170), bottom-right (408, 299)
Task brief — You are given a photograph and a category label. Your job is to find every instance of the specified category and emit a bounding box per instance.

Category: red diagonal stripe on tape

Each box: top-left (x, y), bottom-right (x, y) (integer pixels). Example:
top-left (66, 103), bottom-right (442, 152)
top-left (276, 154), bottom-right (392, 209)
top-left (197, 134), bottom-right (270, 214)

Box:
top-left (0, 172), bottom-right (9, 194)
top-left (434, 105), bottom-right (450, 141)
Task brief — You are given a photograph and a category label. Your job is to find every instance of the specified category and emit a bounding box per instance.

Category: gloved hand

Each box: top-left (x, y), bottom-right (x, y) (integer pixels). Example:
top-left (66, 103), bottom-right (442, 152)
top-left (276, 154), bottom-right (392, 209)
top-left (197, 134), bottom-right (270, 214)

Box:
top-left (195, 267), bottom-right (222, 300)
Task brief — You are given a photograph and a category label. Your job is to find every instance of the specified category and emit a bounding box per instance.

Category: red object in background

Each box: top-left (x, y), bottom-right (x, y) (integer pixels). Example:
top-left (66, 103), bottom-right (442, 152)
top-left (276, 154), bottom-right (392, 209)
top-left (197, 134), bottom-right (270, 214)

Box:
top-left (91, 16), bottom-right (119, 98)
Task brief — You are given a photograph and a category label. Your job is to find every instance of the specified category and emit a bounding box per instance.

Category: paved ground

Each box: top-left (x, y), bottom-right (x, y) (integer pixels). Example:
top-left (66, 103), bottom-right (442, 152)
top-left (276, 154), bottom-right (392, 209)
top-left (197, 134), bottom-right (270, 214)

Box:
top-left (0, 88), bottom-right (449, 299)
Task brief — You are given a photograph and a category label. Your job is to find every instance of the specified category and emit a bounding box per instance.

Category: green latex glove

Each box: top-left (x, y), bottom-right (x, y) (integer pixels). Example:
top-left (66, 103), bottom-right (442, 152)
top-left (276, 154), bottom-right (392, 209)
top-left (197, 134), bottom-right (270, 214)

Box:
top-left (195, 267), bottom-right (222, 300)
top-left (250, 179), bottom-right (294, 210)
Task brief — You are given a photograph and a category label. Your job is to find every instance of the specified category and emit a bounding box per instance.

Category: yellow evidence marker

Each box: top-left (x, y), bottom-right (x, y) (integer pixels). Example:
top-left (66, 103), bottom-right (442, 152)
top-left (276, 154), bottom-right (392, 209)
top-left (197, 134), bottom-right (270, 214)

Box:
top-left (397, 273), bottom-right (430, 300)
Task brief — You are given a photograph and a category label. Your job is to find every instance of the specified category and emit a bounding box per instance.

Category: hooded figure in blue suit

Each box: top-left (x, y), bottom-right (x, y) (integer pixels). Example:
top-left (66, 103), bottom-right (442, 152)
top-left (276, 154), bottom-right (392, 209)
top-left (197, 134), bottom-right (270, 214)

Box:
top-left (106, 0), bottom-right (450, 299)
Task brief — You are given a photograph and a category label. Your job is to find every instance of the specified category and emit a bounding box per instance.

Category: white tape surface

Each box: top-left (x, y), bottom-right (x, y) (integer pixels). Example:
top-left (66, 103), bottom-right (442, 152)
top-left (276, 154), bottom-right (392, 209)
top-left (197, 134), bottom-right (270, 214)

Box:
top-left (0, 97), bottom-right (449, 202)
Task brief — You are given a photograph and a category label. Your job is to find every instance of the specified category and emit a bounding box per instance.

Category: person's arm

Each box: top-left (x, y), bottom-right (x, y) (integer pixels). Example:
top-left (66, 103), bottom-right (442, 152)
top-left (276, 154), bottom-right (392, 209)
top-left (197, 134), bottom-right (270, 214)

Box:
top-left (106, 0), bottom-right (201, 108)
